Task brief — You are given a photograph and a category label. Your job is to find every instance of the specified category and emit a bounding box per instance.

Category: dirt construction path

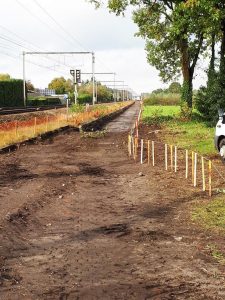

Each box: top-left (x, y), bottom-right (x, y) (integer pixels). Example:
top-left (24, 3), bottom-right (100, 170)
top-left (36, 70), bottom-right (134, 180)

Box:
top-left (0, 103), bottom-right (225, 299)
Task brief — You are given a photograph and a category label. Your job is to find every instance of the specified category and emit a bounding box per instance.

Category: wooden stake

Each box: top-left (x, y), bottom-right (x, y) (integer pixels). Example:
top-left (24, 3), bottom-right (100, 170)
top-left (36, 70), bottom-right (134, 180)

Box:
top-left (128, 135), bottom-right (131, 156)
top-left (192, 151), bottom-right (194, 184)
top-left (170, 145), bottom-right (173, 170)
top-left (140, 139), bottom-right (144, 164)
top-left (201, 157), bottom-right (206, 192)
top-left (152, 141), bottom-right (155, 166)
top-left (34, 117), bottom-right (37, 135)
top-left (209, 160), bottom-right (212, 197)
top-left (165, 144), bottom-right (168, 170)
top-left (185, 150), bottom-right (188, 179)
top-left (147, 140), bottom-right (150, 165)
top-left (174, 146), bottom-right (178, 173)
top-left (194, 153), bottom-right (197, 187)
top-left (132, 136), bottom-right (135, 160)
top-left (134, 137), bottom-right (138, 161)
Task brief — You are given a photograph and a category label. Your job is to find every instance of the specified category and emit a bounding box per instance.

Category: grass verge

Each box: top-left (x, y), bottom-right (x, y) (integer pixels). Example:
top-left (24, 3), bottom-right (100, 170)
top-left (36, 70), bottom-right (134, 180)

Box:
top-left (192, 196), bottom-right (225, 231)
top-left (142, 105), bottom-right (216, 156)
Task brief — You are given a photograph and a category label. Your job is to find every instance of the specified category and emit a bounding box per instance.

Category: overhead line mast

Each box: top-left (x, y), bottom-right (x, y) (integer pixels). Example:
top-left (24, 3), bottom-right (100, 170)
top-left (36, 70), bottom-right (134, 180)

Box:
top-left (23, 51), bottom-right (96, 106)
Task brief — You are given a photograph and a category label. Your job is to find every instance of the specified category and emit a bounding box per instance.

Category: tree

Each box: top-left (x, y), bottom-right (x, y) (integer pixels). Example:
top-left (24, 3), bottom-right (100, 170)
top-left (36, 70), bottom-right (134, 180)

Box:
top-left (26, 80), bottom-right (35, 91)
top-left (78, 82), bottom-right (113, 103)
top-left (90, 0), bottom-right (206, 114)
top-left (168, 82), bottom-right (181, 94)
top-left (0, 73), bottom-right (10, 81)
top-left (48, 77), bottom-right (73, 94)
top-left (152, 88), bottom-right (165, 94)
top-left (187, 1), bottom-right (225, 121)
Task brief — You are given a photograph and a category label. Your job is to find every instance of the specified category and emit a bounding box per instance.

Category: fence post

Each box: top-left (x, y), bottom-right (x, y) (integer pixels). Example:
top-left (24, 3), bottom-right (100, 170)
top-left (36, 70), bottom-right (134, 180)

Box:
top-left (147, 140), bottom-right (150, 165)
top-left (209, 160), bottom-right (212, 197)
top-left (185, 150), bottom-right (188, 179)
top-left (136, 121), bottom-right (139, 139)
top-left (201, 157), bottom-right (206, 192)
top-left (152, 141), bottom-right (155, 166)
top-left (141, 139), bottom-right (144, 164)
top-left (165, 144), bottom-right (168, 170)
top-left (132, 136), bottom-right (135, 160)
top-left (174, 146), bottom-right (178, 173)
top-left (194, 153), bottom-right (197, 187)
top-left (134, 137), bottom-right (138, 161)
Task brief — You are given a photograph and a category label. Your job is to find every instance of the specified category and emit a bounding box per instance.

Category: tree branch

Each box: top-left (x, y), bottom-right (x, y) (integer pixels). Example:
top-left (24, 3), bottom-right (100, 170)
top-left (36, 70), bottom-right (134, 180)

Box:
top-left (190, 34), bottom-right (204, 76)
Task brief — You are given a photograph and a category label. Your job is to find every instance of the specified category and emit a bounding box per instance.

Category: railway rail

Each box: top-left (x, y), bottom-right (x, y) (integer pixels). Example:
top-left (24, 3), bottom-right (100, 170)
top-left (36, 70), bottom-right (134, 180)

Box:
top-left (0, 105), bottom-right (66, 116)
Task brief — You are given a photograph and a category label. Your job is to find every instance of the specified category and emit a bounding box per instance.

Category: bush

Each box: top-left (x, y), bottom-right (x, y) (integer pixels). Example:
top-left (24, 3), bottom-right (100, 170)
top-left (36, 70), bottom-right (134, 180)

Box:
top-left (27, 97), bottom-right (61, 106)
top-left (77, 93), bottom-right (92, 105)
top-left (70, 104), bottom-right (85, 113)
top-left (0, 80), bottom-right (24, 107)
top-left (144, 92), bottom-right (180, 106)
top-left (195, 72), bottom-right (223, 123)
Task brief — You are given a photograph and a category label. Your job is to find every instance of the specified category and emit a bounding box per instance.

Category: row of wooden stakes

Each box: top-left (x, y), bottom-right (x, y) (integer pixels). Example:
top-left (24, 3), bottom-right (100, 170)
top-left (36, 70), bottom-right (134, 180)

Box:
top-left (128, 135), bottom-right (212, 197)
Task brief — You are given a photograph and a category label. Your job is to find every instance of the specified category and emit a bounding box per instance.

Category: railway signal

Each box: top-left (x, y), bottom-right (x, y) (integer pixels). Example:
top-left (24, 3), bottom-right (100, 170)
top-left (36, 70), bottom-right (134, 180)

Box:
top-left (76, 69), bottom-right (81, 83)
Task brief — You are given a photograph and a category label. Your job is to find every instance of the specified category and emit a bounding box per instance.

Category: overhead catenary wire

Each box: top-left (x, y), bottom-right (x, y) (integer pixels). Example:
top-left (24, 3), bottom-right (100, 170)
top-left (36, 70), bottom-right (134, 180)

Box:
top-left (15, 0), bottom-right (77, 49)
top-left (32, 0), bottom-right (117, 74)
top-left (0, 33), bottom-right (75, 71)
top-left (1, 1), bottom-right (128, 92)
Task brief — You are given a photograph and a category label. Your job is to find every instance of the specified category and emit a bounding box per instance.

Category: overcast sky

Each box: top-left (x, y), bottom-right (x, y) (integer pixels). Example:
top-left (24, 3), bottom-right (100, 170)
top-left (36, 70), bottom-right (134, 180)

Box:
top-left (0, 0), bottom-right (207, 94)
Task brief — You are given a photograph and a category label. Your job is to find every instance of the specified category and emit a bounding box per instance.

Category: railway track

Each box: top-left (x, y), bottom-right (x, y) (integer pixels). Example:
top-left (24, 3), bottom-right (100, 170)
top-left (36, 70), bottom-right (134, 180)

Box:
top-left (0, 105), bottom-right (66, 116)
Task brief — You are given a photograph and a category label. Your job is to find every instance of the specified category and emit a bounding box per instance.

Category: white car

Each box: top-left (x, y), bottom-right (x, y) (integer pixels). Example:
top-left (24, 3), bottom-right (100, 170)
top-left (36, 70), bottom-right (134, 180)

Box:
top-left (215, 110), bottom-right (225, 159)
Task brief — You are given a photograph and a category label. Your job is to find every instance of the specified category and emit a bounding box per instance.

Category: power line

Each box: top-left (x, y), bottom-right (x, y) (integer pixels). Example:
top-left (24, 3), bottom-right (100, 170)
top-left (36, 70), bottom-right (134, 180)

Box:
top-left (0, 24), bottom-right (38, 51)
top-left (33, 0), bottom-right (87, 52)
top-left (15, 0), bottom-right (77, 49)
top-left (0, 29), bottom-right (77, 71)
top-left (32, 0), bottom-right (115, 74)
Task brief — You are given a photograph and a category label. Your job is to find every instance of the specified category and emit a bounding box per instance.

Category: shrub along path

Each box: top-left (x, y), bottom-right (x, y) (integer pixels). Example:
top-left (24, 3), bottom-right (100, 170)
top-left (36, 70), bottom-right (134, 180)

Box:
top-left (0, 103), bottom-right (225, 299)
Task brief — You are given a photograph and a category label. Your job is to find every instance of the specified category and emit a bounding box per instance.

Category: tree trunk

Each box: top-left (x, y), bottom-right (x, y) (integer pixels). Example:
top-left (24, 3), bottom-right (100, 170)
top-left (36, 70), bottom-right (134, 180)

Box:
top-left (208, 34), bottom-right (215, 75)
top-left (180, 38), bottom-right (193, 108)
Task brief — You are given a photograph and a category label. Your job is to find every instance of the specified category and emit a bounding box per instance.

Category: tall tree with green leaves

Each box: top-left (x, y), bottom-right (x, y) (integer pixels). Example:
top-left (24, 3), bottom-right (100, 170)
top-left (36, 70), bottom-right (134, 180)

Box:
top-left (48, 77), bottom-right (73, 94)
top-left (187, 0), bottom-right (225, 121)
top-left (90, 0), bottom-right (207, 114)
top-left (0, 73), bottom-right (10, 81)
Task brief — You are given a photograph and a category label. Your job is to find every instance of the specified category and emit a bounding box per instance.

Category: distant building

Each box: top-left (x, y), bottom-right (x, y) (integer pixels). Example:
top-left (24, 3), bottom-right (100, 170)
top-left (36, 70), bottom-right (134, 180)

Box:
top-left (35, 88), bottom-right (56, 96)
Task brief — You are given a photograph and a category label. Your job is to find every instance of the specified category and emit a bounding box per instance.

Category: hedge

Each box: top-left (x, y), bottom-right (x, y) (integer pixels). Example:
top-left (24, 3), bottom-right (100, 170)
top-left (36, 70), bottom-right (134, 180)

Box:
top-left (0, 80), bottom-right (24, 107)
top-left (77, 93), bottom-right (92, 105)
top-left (27, 97), bottom-right (61, 106)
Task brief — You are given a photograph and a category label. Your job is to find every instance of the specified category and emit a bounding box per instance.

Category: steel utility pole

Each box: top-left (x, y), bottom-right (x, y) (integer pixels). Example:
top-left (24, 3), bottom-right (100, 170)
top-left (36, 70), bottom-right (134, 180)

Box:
top-left (92, 52), bottom-right (96, 105)
top-left (23, 51), bottom-right (26, 107)
top-left (106, 84), bottom-right (129, 101)
top-left (23, 51), bottom-right (95, 107)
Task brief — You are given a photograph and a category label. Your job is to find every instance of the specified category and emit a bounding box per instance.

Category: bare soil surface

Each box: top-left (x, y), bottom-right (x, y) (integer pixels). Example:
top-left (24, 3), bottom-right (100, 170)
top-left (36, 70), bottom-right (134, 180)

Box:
top-left (0, 103), bottom-right (225, 299)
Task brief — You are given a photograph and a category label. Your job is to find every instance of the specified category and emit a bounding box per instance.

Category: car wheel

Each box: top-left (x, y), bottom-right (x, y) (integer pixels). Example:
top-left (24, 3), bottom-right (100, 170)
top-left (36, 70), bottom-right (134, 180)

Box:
top-left (219, 138), bottom-right (225, 162)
